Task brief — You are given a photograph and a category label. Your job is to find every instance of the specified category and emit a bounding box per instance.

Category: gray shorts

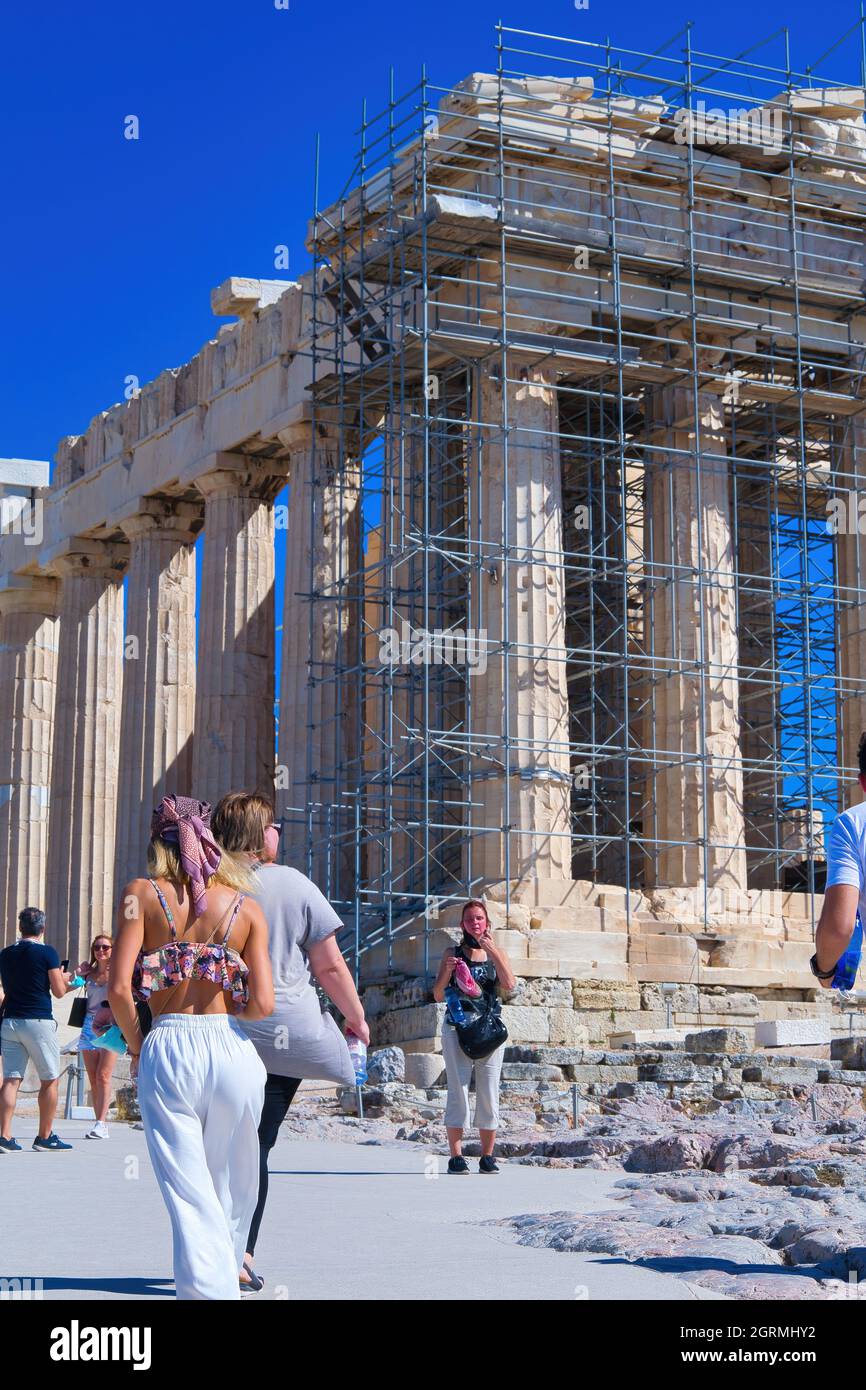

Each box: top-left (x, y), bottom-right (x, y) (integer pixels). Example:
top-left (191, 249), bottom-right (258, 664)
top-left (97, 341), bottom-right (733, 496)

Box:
top-left (1, 1018), bottom-right (60, 1081)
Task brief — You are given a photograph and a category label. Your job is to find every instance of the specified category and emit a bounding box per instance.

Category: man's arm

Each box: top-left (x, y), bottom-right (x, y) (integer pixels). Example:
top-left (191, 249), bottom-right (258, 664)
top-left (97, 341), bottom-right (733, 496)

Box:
top-left (306, 934), bottom-right (369, 1045)
top-left (814, 884), bottom-right (860, 987)
top-left (48, 967), bottom-right (74, 999)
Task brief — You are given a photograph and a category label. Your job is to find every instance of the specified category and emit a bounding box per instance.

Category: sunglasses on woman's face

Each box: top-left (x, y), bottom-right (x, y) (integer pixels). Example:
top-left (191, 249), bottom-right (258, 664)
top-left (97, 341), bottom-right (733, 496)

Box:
top-left (93, 944), bottom-right (111, 952)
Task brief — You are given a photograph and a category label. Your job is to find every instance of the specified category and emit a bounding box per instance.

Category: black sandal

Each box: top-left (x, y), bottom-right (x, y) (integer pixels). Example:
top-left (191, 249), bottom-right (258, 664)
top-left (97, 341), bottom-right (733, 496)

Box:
top-left (240, 1262), bottom-right (265, 1293)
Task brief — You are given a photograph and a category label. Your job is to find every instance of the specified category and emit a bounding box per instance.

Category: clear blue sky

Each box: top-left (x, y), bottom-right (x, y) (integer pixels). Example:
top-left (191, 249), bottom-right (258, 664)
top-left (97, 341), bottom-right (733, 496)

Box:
top-left (2, 0), bottom-right (864, 463)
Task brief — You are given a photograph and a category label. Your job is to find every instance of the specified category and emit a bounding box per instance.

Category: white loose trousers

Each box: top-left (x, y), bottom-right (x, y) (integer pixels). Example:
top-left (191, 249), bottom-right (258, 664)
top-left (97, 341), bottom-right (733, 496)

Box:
top-left (137, 1013), bottom-right (266, 1300)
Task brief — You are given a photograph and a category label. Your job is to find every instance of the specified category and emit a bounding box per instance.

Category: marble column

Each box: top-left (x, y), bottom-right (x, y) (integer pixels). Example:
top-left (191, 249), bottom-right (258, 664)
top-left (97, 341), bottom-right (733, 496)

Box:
top-left (191, 460), bottom-right (280, 807)
top-left (644, 385), bottom-right (746, 890)
top-left (45, 545), bottom-right (125, 961)
top-left (114, 503), bottom-right (199, 889)
top-left (738, 491), bottom-right (781, 886)
top-left (278, 424), bottom-right (361, 890)
top-left (834, 413), bottom-right (866, 809)
top-left (467, 362), bottom-right (572, 887)
top-left (359, 409), bottom-right (424, 902)
top-left (0, 577), bottom-right (59, 945)
top-left (385, 408), bottom-right (426, 900)
top-left (361, 520), bottom-right (387, 894)
top-left (278, 444), bottom-right (312, 867)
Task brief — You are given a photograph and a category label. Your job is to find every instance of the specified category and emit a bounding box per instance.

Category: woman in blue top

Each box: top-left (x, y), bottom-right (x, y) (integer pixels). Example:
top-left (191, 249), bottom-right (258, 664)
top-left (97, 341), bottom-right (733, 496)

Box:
top-left (74, 934), bottom-right (117, 1140)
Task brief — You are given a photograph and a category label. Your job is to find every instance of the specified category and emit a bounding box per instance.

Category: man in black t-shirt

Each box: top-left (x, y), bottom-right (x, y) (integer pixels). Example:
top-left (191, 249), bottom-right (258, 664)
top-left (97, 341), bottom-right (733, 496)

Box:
top-left (0, 907), bottom-right (76, 1151)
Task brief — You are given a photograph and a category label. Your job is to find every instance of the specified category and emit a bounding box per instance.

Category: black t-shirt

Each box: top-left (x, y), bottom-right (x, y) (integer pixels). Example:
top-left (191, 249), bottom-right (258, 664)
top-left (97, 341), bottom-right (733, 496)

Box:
top-left (0, 940), bottom-right (60, 1019)
top-left (452, 945), bottom-right (500, 1019)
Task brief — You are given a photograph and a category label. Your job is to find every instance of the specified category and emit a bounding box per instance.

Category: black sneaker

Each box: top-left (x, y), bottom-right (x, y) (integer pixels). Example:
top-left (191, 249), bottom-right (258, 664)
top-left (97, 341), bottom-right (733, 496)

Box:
top-left (0, 1137), bottom-right (22, 1152)
top-left (479, 1155), bottom-right (500, 1174)
top-left (32, 1133), bottom-right (73, 1151)
top-left (447, 1155), bottom-right (470, 1174)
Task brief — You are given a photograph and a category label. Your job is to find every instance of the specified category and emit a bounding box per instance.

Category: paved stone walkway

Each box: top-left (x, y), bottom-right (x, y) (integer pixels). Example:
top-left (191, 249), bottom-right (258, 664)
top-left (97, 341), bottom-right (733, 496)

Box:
top-left (0, 1119), bottom-right (725, 1300)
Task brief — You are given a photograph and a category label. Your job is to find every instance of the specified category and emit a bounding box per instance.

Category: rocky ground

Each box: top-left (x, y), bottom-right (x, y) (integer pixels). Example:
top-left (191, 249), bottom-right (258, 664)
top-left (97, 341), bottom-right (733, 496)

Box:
top-left (243, 1032), bottom-right (866, 1301)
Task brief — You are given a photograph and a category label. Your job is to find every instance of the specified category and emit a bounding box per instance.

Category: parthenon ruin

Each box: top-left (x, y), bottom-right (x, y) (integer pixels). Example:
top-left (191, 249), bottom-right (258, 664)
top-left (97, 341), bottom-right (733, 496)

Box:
top-left (3, 25), bottom-right (866, 1046)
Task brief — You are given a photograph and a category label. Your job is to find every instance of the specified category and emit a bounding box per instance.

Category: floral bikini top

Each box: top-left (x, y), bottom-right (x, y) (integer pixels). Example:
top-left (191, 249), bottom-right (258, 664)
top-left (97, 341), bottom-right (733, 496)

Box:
top-left (132, 879), bottom-right (250, 1008)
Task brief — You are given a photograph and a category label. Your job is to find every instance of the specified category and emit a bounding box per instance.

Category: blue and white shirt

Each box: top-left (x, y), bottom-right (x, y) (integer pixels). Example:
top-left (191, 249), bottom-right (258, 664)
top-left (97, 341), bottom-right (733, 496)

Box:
top-left (826, 801), bottom-right (866, 922)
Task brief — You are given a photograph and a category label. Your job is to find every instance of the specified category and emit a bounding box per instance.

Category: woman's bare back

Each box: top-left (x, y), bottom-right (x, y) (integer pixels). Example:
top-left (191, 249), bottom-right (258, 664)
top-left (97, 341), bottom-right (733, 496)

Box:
top-left (139, 876), bottom-right (258, 1017)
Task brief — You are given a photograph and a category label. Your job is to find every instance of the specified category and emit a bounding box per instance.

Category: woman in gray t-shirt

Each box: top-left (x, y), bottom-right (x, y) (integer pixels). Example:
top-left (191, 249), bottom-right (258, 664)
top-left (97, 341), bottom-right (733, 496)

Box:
top-left (211, 792), bottom-right (369, 1292)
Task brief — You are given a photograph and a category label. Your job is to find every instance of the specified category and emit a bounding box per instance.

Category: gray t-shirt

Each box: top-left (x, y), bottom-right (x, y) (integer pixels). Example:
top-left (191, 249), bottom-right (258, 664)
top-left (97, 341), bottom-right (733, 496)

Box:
top-left (238, 863), bottom-right (355, 1085)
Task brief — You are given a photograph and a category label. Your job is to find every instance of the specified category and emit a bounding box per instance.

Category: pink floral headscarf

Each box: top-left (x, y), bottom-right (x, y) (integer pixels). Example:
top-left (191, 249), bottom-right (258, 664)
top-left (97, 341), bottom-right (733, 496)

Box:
top-left (150, 795), bottom-right (221, 918)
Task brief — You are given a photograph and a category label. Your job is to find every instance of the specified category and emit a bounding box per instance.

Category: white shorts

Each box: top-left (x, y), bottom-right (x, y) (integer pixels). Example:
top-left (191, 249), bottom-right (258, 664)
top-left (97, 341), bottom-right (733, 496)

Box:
top-left (1, 1017), bottom-right (60, 1081)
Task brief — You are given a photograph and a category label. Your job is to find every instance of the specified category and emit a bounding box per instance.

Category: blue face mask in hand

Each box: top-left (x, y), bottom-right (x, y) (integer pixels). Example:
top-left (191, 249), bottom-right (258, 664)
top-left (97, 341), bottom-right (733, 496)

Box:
top-left (92, 1025), bottom-right (128, 1054)
top-left (833, 912), bottom-right (863, 991)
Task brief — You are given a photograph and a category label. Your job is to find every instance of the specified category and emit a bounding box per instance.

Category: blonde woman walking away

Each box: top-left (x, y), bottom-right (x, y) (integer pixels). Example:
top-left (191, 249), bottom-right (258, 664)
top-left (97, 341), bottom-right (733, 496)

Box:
top-left (109, 794), bottom-right (274, 1301)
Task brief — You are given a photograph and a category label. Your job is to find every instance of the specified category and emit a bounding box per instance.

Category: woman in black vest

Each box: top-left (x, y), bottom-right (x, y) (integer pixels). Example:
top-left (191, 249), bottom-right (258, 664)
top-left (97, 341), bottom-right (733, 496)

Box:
top-left (432, 900), bottom-right (515, 1174)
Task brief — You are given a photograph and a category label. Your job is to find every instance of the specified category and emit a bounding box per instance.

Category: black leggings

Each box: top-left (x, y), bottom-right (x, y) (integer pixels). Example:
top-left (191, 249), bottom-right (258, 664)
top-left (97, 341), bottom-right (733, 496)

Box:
top-left (246, 1072), bottom-right (302, 1257)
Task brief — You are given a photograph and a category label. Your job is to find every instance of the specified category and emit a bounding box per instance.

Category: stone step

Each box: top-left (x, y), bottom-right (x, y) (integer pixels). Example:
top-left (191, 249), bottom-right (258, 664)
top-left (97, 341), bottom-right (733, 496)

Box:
top-left (484, 878), bottom-right (602, 910)
top-left (755, 1019), bottom-right (831, 1047)
top-left (525, 906), bottom-right (609, 932)
top-left (500, 1063), bottom-right (566, 1081)
top-left (514, 959), bottom-right (632, 983)
top-left (709, 939), bottom-right (814, 972)
top-left (527, 930), bottom-right (628, 964)
top-left (685, 1027), bottom-right (751, 1054)
top-left (609, 1029), bottom-right (688, 1047)
top-left (638, 1061), bottom-right (716, 1083)
top-left (830, 1037), bottom-right (866, 1069)
top-left (742, 1065), bottom-right (819, 1086)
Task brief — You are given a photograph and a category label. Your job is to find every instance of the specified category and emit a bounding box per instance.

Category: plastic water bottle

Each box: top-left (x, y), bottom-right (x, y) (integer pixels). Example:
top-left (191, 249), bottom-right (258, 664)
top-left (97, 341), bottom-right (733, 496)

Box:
top-left (445, 985), bottom-right (467, 1026)
top-left (346, 1030), bottom-right (367, 1084)
top-left (833, 912), bottom-right (863, 991)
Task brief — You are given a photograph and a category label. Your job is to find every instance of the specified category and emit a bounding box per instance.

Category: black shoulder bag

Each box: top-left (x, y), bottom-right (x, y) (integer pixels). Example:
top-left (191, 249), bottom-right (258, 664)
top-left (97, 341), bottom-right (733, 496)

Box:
top-left (452, 951), bottom-right (508, 1061)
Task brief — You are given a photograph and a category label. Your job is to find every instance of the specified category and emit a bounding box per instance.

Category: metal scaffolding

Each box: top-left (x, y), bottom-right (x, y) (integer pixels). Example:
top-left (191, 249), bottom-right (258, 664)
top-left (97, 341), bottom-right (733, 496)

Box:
top-left (285, 19), bottom-right (866, 977)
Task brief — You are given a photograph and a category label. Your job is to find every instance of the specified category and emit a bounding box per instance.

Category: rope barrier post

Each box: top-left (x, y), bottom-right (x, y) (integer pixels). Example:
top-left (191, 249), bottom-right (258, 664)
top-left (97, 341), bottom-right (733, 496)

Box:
top-left (60, 1049), bottom-right (95, 1121)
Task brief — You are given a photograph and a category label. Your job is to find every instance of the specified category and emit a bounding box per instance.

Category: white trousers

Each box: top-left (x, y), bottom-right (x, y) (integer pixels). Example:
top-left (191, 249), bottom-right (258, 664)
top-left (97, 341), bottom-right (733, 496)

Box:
top-left (441, 1022), bottom-right (504, 1130)
top-left (138, 1014), bottom-right (266, 1300)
